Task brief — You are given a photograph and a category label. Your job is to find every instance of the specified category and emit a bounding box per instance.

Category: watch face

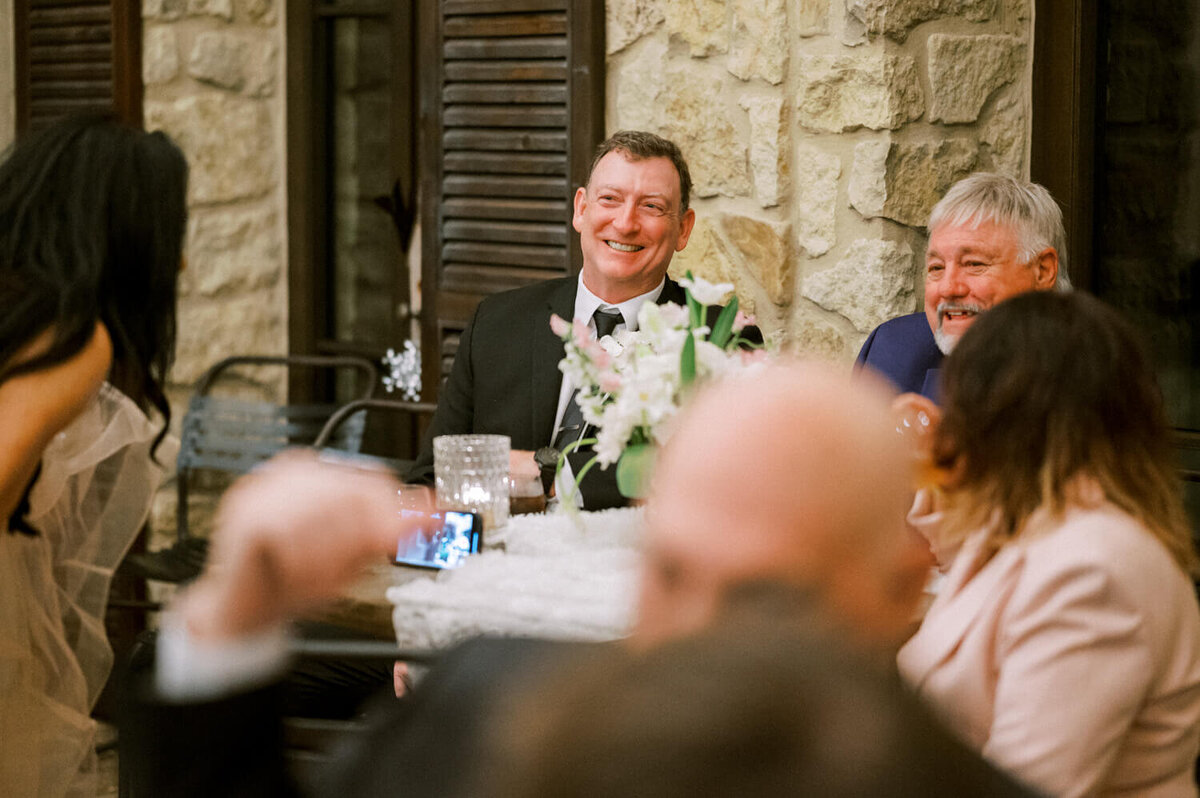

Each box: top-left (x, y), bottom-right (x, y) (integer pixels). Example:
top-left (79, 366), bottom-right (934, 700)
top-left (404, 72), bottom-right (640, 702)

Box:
top-left (535, 446), bottom-right (561, 469)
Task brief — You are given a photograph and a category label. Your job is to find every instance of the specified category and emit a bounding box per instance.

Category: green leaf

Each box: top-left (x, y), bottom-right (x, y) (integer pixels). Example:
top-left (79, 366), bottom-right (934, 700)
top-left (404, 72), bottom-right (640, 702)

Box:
top-left (616, 443), bottom-right (655, 499)
top-left (709, 295), bottom-right (738, 348)
top-left (686, 291), bottom-right (703, 330)
top-left (680, 331), bottom-right (696, 387)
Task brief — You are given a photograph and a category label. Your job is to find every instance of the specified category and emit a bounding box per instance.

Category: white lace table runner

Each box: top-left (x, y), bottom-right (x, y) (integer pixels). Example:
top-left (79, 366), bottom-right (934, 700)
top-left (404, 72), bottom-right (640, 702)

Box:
top-left (387, 507), bottom-right (643, 649)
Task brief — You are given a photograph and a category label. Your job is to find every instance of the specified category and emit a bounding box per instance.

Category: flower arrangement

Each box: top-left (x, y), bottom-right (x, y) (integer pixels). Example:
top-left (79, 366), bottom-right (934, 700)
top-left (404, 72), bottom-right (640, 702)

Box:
top-left (381, 340), bottom-right (421, 401)
top-left (550, 273), bottom-right (765, 500)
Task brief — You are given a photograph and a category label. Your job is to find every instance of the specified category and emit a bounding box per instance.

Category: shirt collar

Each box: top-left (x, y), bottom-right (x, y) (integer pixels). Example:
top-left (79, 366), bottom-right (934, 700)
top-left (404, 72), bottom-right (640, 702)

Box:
top-left (574, 273), bottom-right (665, 333)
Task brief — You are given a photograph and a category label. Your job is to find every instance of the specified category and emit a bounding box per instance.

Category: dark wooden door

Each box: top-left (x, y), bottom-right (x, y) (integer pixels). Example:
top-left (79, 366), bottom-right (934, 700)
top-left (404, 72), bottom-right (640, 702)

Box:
top-left (13, 0), bottom-right (141, 131)
top-left (417, 0), bottom-right (604, 393)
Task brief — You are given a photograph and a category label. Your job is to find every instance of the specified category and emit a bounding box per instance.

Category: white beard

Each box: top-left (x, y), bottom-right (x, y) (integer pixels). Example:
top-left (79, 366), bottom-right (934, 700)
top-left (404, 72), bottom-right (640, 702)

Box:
top-left (934, 328), bottom-right (958, 355)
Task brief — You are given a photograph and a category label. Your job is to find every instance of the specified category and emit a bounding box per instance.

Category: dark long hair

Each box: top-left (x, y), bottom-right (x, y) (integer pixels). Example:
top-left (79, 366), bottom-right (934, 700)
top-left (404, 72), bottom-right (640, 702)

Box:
top-left (0, 114), bottom-right (188, 457)
top-left (934, 291), bottom-right (1196, 573)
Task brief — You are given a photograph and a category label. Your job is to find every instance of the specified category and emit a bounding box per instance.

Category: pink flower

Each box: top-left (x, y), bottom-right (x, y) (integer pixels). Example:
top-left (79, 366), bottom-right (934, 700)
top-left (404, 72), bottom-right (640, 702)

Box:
top-left (581, 337), bottom-right (607, 364)
top-left (732, 310), bottom-right (756, 333)
top-left (599, 372), bottom-right (622, 393)
top-left (572, 320), bottom-right (591, 349)
top-left (550, 314), bottom-right (571, 337)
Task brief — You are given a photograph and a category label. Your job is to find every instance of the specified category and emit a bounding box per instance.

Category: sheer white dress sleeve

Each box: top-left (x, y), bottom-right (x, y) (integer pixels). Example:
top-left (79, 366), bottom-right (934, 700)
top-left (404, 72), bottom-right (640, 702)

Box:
top-left (0, 382), bottom-right (173, 797)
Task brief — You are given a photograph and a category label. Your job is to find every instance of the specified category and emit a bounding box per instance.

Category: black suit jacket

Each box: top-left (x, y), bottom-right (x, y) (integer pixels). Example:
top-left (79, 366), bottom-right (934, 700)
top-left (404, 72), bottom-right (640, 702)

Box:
top-left (121, 630), bottom-right (1042, 798)
top-left (407, 276), bottom-right (692, 510)
top-left (121, 637), bottom-right (591, 798)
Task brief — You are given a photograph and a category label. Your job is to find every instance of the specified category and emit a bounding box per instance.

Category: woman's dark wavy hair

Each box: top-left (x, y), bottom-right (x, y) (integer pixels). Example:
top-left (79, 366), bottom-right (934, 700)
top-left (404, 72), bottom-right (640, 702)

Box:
top-left (0, 114), bottom-right (187, 459)
top-left (933, 290), bottom-right (1197, 574)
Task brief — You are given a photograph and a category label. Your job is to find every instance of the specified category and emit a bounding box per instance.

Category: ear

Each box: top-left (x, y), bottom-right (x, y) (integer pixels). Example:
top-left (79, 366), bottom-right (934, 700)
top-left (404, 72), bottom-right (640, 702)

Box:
top-left (675, 208), bottom-right (696, 252)
top-left (1033, 248), bottom-right (1059, 289)
top-left (571, 187), bottom-right (588, 234)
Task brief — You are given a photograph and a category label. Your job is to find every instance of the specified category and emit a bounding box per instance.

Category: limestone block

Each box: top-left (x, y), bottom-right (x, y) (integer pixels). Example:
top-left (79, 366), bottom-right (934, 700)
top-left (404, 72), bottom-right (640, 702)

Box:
top-left (607, 0), bottom-right (664, 54)
top-left (183, 206), bottom-right (282, 298)
top-left (146, 94), bottom-right (275, 205)
top-left (999, 0), bottom-right (1031, 35)
top-left (928, 34), bottom-right (1023, 124)
top-left (665, 0), bottom-right (728, 57)
top-left (143, 26), bottom-right (179, 86)
top-left (847, 0), bottom-right (996, 42)
top-left (238, 0), bottom-right (276, 24)
top-left (851, 138), bottom-right (978, 226)
top-left (728, 0), bottom-right (787, 84)
top-left (981, 95), bottom-right (1025, 175)
top-left (795, 52), bottom-right (924, 133)
top-left (848, 138), bottom-right (890, 219)
top-left (174, 291), bottom-right (284, 385)
top-left (739, 93), bottom-right (788, 208)
top-left (793, 144), bottom-right (840, 256)
top-left (244, 40), bottom-right (278, 97)
top-left (188, 0), bottom-right (233, 21)
top-left (669, 214), bottom-right (793, 310)
top-left (720, 214), bottom-right (794, 306)
top-left (789, 314), bottom-right (852, 362)
top-left (668, 218), bottom-right (740, 302)
top-left (188, 31), bottom-right (248, 91)
top-left (796, 0), bottom-right (828, 36)
top-left (609, 34), bottom-right (669, 131)
top-left (144, 0), bottom-right (185, 20)
top-left (662, 71), bottom-right (749, 198)
top-left (802, 238), bottom-right (916, 332)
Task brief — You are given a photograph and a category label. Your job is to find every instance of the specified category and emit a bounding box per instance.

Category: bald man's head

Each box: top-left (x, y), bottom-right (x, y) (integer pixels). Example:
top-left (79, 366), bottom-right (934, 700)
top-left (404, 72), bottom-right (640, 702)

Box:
top-left (633, 362), bottom-right (926, 652)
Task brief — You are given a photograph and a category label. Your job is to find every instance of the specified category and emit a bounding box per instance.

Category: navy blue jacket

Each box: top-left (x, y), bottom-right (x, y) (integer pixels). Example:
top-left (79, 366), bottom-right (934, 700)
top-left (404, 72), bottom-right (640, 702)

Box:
top-left (855, 312), bottom-right (943, 401)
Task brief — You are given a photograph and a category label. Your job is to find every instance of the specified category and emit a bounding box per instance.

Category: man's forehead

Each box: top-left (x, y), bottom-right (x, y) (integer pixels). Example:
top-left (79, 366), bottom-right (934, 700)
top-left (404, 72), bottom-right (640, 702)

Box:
top-left (927, 218), bottom-right (1019, 254)
top-left (588, 151), bottom-right (681, 194)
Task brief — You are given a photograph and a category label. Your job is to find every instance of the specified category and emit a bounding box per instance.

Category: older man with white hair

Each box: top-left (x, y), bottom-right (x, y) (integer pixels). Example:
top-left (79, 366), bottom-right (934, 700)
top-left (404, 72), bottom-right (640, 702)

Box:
top-left (856, 172), bottom-right (1071, 400)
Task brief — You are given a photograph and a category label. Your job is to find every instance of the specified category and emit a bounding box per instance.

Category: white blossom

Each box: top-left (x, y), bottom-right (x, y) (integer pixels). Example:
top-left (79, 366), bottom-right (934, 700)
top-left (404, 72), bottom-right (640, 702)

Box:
top-left (677, 275), bottom-right (735, 306)
top-left (549, 287), bottom-right (767, 469)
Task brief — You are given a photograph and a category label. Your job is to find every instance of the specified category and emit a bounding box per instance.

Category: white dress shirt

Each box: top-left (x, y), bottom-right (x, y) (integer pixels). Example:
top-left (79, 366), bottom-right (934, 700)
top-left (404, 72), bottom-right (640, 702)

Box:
top-left (552, 274), bottom-right (664, 502)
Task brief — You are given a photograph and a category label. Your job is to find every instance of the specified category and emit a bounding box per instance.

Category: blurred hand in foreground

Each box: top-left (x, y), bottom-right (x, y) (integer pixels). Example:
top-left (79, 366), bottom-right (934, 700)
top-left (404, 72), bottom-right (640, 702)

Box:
top-left (179, 450), bottom-right (430, 642)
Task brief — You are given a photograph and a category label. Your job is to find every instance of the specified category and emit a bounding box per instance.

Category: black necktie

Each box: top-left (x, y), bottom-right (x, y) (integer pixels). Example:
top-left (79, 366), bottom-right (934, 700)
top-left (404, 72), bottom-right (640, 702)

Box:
top-left (553, 307), bottom-right (624, 450)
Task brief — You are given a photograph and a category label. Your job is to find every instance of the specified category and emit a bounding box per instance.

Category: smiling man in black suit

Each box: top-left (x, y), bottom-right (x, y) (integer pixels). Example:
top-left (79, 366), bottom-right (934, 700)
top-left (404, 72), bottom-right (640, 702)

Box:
top-left (406, 130), bottom-right (698, 510)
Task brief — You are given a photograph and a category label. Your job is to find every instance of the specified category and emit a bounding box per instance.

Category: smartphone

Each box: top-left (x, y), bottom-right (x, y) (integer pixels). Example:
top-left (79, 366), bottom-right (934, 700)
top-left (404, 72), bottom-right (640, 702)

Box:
top-left (393, 509), bottom-right (482, 569)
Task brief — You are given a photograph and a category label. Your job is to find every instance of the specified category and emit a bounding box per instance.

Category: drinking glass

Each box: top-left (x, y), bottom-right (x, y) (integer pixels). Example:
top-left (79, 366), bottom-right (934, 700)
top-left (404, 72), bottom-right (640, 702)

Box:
top-left (509, 473), bottom-right (547, 515)
top-left (433, 434), bottom-right (510, 529)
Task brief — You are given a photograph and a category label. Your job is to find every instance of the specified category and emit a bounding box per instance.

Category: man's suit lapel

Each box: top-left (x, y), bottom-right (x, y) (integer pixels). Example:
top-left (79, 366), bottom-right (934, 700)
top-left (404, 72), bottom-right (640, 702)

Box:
top-left (530, 277), bottom-right (577, 443)
top-left (659, 276), bottom-right (685, 306)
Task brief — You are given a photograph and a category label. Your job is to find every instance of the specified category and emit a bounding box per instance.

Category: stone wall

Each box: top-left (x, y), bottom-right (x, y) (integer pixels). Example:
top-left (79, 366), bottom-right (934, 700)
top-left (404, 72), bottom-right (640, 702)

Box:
top-left (0, 0), bottom-right (14, 152)
top-left (141, 0), bottom-right (287, 542)
top-left (142, 0), bottom-right (287, 401)
top-left (606, 0), bottom-right (1034, 359)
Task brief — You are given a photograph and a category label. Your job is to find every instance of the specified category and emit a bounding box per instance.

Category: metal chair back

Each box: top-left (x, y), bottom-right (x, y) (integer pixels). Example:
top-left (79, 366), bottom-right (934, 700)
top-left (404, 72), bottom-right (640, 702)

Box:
top-left (175, 355), bottom-right (378, 542)
top-left (312, 398), bottom-right (437, 475)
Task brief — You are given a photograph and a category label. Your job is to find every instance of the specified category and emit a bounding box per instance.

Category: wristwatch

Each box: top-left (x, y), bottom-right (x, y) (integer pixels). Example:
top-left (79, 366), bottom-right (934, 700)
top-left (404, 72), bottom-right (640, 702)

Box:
top-left (534, 446), bottom-right (560, 497)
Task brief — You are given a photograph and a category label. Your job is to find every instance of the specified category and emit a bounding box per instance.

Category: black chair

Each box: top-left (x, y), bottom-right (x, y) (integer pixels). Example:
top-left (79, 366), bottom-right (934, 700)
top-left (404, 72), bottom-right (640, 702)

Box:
top-left (284, 639), bottom-right (440, 791)
top-left (124, 355), bottom-right (379, 585)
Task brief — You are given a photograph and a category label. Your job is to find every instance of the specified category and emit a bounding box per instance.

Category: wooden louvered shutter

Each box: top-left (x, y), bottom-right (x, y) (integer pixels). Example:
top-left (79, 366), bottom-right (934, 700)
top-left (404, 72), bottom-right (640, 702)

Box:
top-left (13, 0), bottom-right (142, 132)
top-left (418, 0), bottom-right (604, 391)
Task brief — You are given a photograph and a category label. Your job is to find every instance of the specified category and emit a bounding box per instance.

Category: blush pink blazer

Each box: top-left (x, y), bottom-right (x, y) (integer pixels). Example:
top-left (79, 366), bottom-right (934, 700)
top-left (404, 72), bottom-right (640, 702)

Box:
top-left (899, 503), bottom-right (1200, 797)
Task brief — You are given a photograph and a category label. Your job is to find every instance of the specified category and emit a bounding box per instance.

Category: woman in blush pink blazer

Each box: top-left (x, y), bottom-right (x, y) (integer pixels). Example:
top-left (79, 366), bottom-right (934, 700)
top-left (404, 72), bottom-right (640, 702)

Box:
top-left (897, 292), bottom-right (1200, 798)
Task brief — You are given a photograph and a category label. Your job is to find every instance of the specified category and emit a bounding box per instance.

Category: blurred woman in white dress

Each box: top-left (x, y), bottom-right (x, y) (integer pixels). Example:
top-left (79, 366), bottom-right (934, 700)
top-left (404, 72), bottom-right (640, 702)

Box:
top-left (0, 115), bottom-right (187, 796)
